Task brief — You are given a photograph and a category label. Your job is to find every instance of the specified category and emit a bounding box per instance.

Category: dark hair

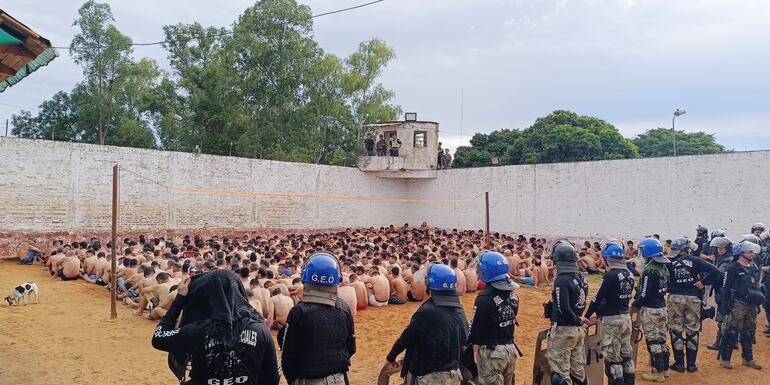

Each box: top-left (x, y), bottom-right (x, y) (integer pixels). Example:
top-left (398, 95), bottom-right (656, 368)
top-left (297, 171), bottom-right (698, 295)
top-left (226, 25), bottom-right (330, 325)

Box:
top-left (239, 267), bottom-right (250, 278)
top-left (156, 272), bottom-right (170, 281)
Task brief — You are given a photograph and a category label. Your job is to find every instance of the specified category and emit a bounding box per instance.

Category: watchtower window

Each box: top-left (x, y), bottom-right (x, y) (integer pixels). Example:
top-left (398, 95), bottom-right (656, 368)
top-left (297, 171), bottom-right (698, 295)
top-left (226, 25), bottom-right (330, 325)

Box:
top-left (413, 131), bottom-right (427, 147)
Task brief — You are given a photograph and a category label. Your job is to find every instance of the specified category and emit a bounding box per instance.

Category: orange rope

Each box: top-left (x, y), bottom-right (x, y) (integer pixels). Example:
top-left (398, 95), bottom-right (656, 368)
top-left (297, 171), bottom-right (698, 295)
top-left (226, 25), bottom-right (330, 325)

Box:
top-left (170, 186), bottom-right (470, 204)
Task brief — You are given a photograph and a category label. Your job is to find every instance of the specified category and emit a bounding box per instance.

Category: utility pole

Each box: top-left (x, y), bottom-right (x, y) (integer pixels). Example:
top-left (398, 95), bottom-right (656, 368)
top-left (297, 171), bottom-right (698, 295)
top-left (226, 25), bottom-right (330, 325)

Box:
top-left (5, 119), bottom-right (8, 136)
top-left (672, 108), bottom-right (687, 156)
top-left (485, 191), bottom-right (490, 249)
top-left (110, 164), bottom-right (119, 319)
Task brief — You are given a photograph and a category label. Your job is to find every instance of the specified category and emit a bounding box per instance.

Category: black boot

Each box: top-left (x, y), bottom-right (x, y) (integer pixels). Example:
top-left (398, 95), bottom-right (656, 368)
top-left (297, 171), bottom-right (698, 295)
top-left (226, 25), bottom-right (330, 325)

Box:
top-left (670, 349), bottom-right (685, 373)
top-left (623, 373), bottom-right (636, 385)
top-left (605, 360), bottom-right (624, 385)
top-left (740, 331), bottom-right (762, 369)
top-left (686, 349), bottom-right (698, 372)
top-left (707, 326), bottom-right (722, 350)
top-left (718, 329), bottom-right (738, 369)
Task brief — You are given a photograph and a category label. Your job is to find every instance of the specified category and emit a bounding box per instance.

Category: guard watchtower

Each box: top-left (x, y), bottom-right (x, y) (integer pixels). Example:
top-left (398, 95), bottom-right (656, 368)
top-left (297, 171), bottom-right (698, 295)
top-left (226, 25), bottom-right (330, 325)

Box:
top-left (357, 113), bottom-right (439, 179)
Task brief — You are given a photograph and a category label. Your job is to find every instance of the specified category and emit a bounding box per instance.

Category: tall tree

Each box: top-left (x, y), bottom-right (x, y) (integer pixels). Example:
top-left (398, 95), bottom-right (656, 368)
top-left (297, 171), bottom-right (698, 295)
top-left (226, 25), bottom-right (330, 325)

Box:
top-left (633, 128), bottom-right (727, 157)
top-left (69, 0), bottom-right (133, 145)
top-left (343, 38), bottom-right (401, 142)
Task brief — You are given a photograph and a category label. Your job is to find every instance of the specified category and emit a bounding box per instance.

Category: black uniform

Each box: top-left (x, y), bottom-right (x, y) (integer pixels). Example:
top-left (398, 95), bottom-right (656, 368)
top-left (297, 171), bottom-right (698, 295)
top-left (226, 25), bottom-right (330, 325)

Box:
top-left (585, 268), bottom-right (634, 318)
top-left (281, 298), bottom-right (356, 384)
top-left (667, 254), bottom-right (722, 297)
top-left (718, 260), bottom-right (763, 364)
top-left (633, 263), bottom-right (670, 377)
top-left (467, 285), bottom-right (519, 382)
top-left (387, 292), bottom-right (469, 379)
top-left (585, 267), bottom-right (635, 385)
top-left (152, 295), bottom-right (280, 385)
top-left (550, 273), bottom-right (589, 326)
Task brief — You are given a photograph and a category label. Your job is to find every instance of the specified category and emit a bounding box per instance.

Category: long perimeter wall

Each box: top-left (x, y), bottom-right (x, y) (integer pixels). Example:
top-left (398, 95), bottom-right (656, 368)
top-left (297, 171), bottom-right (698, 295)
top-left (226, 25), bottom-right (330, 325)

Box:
top-left (2, 137), bottom-right (769, 254)
top-left (407, 151), bottom-right (770, 240)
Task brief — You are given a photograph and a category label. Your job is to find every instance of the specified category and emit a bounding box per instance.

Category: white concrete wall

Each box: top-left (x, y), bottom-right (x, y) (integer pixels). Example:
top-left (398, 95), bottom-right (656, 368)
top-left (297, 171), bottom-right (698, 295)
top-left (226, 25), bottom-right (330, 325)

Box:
top-left (2, 137), bottom-right (768, 243)
top-left (0, 137), bottom-right (415, 232)
top-left (406, 151), bottom-right (770, 241)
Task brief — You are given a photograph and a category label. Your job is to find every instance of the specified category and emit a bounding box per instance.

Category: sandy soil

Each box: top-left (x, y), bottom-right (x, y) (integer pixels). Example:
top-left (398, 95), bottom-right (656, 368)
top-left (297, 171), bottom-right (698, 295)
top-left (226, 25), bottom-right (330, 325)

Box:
top-left (1, 262), bottom-right (769, 385)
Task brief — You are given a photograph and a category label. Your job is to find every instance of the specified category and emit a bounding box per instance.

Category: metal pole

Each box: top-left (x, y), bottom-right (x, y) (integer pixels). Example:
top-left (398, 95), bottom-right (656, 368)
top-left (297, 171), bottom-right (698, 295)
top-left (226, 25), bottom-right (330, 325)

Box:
top-left (110, 164), bottom-right (119, 319)
top-left (5, 119), bottom-right (8, 136)
top-left (672, 115), bottom-right (677, 156)
top-left (485, 191), bottom-right (490, 249)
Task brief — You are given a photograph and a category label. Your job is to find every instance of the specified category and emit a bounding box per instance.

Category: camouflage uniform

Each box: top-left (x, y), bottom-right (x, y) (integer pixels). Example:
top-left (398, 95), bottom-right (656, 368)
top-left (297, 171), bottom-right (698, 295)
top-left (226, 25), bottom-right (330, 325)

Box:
top-left (639, 307), bottom-right (669, 372)
top-left (546, 325), bottom-right (586, 385)
top-left (477, 344), bottom-right (517, 384)
top-left (599, 314), bottom-right (634, 380)
top-left (666, 294), bottom-right (701, 351)
top-left (292, 373), bottom-right (345, 385)
top-left (414, 369), bottom-right (462, 385)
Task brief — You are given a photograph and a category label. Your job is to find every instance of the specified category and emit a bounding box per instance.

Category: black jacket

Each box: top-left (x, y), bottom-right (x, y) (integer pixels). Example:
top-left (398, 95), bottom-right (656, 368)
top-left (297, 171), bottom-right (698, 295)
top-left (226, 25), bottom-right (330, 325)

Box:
top-left (632, 265), bottom-right (668, 309)
top-left (387, 293), bottom-right (469, 377)
top-left (585, 268), bottom-right (634, 318)
top-left (281, 299), bottom-right (356, 383)
top-left (152, 295), bottom-right (279, 385)
top-left (467, 286), bottom-right (518, 346)
top-left (550, 273), bottom-right (589, 326)
top-left (667, 254), bottom-right (722, 297)
top-left (722, 261), bottom-right (761, 307)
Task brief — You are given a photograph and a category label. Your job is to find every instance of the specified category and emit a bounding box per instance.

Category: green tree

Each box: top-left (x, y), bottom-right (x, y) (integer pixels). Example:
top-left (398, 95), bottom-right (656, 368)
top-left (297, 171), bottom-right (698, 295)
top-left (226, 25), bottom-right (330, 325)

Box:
top-left (11, 91), bottom-right (79, 141)
top-left (69, 0), bottom-right (133, 145)
top-left (343, 38), bottom-right (401, 142)
top-left (452, 110), bottom-right (639, 168)
top-left (633, 128), bottom-right (727, 157)
top-left (10, 110), bottom-right (39, 138)
top-left (453, 146), bottom-right (493, 168)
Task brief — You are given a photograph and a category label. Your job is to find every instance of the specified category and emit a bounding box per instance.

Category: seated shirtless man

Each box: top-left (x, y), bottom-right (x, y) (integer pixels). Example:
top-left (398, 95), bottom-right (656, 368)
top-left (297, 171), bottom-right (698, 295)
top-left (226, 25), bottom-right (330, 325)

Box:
top-left (338, 278), bottom-right (359, 319)
top-left (132, 272), bottom-right (175, 318)
top-left (463, 258), bottom-right (478, 292)
top-left (367, 270), bottom-right (389, 307)
top-left (349, 273), bottom-right (368, 311)
top-left (531, 259), bottom-right (551, 287)
top-left (388, 266), bottom-right (408, 305)
top-left (120, 266), bottom-right (156, 302)
top-left (54, 251), bottom-right (81, 281)
top-left (407, 264), bottom-right (427, 302)
top-left (578, 251), bottom-right (604, 274)
top-left (268, 287), bottom-right (294, 331)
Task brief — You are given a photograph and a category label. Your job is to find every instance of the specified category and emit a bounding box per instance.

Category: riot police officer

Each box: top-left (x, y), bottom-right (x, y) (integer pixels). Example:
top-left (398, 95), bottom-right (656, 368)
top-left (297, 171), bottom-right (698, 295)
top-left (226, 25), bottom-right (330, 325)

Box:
top-left (585, 243), bottom-right (635, 385)
top-left (666, 237), bottom-right (721, 373)
top-left (546, 241), bottom-right (589, 385)
top-left (386, 263), bottom-right (469, 384)
top-left (718, 241), bottom-right (764, 370)
top-left (281, 252), bottom-right (356, 385)
top-left (706, 236), bottom-right (734, 351)
top-left (634, 238), bottom-right (671, 383)
top-left (694, 225), bottom-right (709, 258)
top-left (468, 251), bottom-right (520, 385)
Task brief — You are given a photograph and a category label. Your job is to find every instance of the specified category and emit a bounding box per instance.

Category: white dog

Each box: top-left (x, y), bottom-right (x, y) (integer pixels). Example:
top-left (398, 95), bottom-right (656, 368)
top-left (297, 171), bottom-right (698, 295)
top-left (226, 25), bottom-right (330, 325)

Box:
top-left (4, 282), bottom-right (39, 306)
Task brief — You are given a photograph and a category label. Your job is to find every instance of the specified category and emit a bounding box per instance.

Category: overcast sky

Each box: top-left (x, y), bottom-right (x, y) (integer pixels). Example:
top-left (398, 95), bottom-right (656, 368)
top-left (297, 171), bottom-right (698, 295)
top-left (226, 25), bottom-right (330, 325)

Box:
top-left (3, 0), bottom-right (770, 152)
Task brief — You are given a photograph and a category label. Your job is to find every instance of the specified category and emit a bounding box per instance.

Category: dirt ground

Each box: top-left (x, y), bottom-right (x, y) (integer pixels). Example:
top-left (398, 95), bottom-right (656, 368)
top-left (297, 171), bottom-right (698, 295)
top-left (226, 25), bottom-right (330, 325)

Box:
top-left (1, 262), bottom-right (769, 385)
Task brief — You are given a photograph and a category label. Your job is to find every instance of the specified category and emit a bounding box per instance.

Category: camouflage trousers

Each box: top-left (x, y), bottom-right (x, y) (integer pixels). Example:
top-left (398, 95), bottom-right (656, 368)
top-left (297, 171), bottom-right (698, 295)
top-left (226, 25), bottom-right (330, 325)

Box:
top-left (600, 314), bottom-right (635, 380)
top-left (546, 325), bottom-right (586, 384)
top-left (666, 294), bottom-right (701, 350)
top-left (476, 344), bottom-right (517, 385)
top-left (639, 307), bottom-right (669, 356)
top-left (414, 369), bottom-right (462, 385)
top-left (292, 373), bottom-right (345, 385)
top-left (724, 301), bottom-right (759, 333)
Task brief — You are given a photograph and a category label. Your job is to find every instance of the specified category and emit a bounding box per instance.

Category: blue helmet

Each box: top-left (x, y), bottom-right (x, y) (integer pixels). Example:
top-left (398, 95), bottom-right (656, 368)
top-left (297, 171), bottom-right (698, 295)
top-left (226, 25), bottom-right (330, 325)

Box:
top-left (301, 252), bottom-right (341, 286)
top-left (427, 263), bottom-right (457, 291)
top-left (478, 251), bottom-right (509, 283)
top-left (602, 243), bottom-right (625, 259)
top-left (639, 238), bottom-right (669, 263)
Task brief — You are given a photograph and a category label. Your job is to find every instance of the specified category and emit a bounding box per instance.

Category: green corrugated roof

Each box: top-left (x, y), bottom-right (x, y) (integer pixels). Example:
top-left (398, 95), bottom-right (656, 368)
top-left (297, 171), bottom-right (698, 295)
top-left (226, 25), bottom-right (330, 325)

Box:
top-left (0, 47), bottom-right (58, 93)
top-left (0, 28), bottom-right (22, 45)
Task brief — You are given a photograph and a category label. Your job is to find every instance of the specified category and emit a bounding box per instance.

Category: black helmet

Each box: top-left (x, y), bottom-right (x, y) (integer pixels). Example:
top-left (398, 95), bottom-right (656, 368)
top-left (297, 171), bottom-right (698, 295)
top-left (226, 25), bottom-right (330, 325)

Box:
top-left (747, 288), bottom-right (765, 306)
top-left (751, 223), bottom-right (766, 233)
top-left (697, 225), bottom-right (708, 236)
top-left (551, 242), bottom-right (577, 263)
top-left (710, 229), bottom-right (726, 239)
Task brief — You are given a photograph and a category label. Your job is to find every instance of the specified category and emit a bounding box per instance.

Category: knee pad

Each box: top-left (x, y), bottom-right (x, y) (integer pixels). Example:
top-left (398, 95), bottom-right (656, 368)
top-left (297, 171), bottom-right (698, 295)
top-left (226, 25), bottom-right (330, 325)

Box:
top-left (670, 331), bottom-right (685, 350)
top-left (621, 356), bottom-right (635, 374)
top-left (722, 328), bottom-right (739, 346)
top-left (570, 374), bottom-right (588, 385)
top-left (551, 372), bottom-right (569, 385)
top-left (685, 331), bottom-right (699, 350)
top-left (647, 339), bottom-right (665, 355)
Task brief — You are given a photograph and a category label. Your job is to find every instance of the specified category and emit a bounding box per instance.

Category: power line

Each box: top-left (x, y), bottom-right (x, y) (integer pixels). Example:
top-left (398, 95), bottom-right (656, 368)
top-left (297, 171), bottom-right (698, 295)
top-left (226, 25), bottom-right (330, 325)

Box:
top-left (51, 0), bottom-right (385, 50)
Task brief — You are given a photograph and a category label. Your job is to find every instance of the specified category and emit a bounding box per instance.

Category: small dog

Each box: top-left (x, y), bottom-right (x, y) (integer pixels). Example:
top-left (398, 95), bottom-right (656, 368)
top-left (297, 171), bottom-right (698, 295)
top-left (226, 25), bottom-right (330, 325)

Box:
top-left (5, 282), bottom-right (39, 306)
